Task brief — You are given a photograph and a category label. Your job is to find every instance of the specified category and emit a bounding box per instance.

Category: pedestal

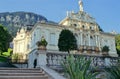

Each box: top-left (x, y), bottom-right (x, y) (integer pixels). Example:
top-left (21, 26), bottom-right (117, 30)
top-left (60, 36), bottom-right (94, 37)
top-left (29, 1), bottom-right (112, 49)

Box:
top-left (36, 50), bottom-right (47, 67)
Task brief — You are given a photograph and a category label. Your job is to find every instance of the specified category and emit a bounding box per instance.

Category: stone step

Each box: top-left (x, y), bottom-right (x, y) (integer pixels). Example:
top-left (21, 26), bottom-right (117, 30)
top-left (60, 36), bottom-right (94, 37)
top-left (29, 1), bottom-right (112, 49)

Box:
top-left (0, 68), bottom-right (42, 71)
top-left (0, 71), bottom-right (43, 73)
top-left (0, 70), bottom-right (43, 73)
top-left (0, 76), bottom-right (48, 79)
top-left (0, 68), bottom-right (49, 79)
top-left (0, 68), bottom-right (41, 70)
top-left (0, 73), bottom-right (45, 76)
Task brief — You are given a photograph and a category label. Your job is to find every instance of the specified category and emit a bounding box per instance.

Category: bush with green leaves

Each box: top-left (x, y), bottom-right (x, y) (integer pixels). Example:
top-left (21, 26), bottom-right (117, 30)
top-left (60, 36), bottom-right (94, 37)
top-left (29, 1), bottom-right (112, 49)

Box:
top-left (62, 55), bottom-right (99, 79)
top-left (105, 66), bottom-right (120, 79)
top-left (12, 53), bottom-right (23, 62)
top-left (102, 45), bottom-right (109, 52)
top-left (36, 37), bottom-right (48, 47)
top-left (2, 48), bottom-right (13, 57)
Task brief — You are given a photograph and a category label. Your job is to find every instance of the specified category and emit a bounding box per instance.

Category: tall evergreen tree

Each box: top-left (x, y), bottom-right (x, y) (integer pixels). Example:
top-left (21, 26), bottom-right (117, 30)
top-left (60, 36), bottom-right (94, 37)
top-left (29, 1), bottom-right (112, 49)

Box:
top-left (0, 24), bottom-right (12, 55)
top-left (58, 29), bottom-right (77, 53)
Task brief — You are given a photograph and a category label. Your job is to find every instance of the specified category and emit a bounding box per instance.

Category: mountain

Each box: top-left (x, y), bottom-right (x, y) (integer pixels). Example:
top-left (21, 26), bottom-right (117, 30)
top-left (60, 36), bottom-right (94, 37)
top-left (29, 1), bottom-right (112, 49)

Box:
top-left (0, 11), bottom-right (47, 36)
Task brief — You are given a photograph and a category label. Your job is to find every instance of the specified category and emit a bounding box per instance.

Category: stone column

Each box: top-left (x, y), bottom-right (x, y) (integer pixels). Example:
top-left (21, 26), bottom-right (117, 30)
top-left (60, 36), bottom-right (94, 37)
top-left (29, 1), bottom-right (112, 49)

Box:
top-left (98, 36), bottom-right (101, 50)
top-left (88, 34), bottom-right (90, 46)
top-left (80, 33), bottom-right (83, 45)
top-left (95, 35), bottom-right (98, 47)
top-left (93, 36), bottom-right (96, 46)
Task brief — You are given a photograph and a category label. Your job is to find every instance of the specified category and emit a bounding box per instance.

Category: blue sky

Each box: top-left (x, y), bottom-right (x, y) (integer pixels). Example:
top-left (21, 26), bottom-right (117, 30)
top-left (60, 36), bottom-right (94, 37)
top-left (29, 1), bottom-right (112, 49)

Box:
top-left (0, 0), bottom-right (120, 33)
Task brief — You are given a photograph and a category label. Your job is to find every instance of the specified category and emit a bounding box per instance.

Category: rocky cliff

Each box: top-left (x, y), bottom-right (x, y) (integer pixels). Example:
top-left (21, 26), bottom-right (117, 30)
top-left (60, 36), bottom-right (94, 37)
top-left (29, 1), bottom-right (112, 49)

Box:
top-left (0, 12), bottom-right (47, 36)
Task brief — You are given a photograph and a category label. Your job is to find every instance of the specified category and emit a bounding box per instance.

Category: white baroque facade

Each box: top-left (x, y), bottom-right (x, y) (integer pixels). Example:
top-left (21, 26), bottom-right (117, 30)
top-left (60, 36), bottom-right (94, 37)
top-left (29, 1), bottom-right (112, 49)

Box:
top-left (13, 27), bottom-right (31, 59)
top-left (13, 1), bottom-right (118, 57)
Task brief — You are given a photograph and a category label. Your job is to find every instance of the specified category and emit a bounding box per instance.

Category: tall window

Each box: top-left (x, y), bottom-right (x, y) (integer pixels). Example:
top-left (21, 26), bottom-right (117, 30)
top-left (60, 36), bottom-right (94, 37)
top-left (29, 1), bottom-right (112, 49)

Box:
top-left (50, 33), bottom-right (55, 45)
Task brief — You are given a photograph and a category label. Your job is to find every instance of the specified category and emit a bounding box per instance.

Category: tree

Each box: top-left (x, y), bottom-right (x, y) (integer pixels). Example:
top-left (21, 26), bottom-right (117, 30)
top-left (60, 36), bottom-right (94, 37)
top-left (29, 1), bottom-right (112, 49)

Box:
top-left (0, 24), bottom-right (12, 55)
top-left (115, 34), bottom-right (120, 56)
top-left (58, 29), bottom-right (77, 53)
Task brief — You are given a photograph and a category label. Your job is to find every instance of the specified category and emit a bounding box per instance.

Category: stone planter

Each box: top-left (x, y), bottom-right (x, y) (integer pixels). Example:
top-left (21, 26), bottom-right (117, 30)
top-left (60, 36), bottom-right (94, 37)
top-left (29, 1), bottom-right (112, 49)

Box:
top-left (37, 45), bottom-right (46, 50)
top-left (102, 52), bottom-right (108, 56)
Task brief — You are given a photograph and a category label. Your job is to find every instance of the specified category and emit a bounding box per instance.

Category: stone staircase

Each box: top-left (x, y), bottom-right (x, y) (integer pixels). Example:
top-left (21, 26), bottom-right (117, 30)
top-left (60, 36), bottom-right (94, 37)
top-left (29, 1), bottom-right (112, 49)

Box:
top-left (0, 68), bottom-right (49, 79)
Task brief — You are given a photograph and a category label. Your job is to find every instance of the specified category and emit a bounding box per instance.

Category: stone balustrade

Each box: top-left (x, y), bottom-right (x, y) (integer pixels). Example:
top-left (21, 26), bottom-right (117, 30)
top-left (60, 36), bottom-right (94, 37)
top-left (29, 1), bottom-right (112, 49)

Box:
top-left (46, 52), bottom-right (120, 70)
top-left (78, 46), bottom-right (100, 52)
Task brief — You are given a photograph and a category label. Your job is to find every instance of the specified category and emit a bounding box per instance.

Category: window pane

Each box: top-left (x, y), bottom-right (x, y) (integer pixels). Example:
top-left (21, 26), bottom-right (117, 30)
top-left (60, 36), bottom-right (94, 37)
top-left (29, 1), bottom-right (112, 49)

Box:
top-left (50, 33), bottom-right (55, 45)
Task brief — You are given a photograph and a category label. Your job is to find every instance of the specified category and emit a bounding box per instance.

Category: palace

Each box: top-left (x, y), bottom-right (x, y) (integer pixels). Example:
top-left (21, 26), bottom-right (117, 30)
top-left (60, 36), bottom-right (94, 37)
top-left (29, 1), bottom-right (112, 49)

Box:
top-left (13, 0), bottom-right (118, 58)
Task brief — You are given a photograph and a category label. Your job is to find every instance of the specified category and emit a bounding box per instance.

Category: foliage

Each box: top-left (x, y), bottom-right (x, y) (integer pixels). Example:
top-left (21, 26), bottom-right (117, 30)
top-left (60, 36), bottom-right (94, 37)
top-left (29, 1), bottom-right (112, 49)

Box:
top-left (105, 66), bottom-right (120, 79)
top-left (0, 56), bottom-right (8, 62)
top-left (36, 37), bottom-right (48, 47)
top-left (58, 29), bottom-right (77, 53)
top-left (115, 34), bottom-right (120, 56)
top-left (62, 55), bottom-right (99, 79)
top-left (0, 24), bottom-right (12, 55)
top-left (12, 53), bottom-right (23, 62)
top-left (102, 45), bottom-right (109, 52)
top-left (2, 48), bottom-right (13, 57)
top-left (98, 25), bottom-right (104, 32)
